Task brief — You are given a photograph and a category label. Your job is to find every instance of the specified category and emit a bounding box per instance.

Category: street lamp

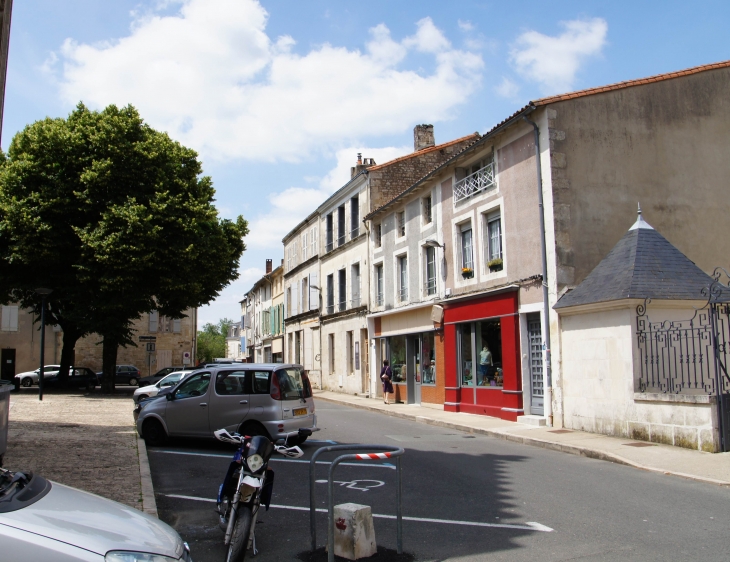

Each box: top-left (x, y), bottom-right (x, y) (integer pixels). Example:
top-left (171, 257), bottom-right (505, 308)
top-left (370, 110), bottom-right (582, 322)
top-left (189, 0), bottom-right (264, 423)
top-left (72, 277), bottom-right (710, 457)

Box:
top-left (34, 288), bottom-right (53, 401)
top-left (423, 239), bottom-right (444, 249)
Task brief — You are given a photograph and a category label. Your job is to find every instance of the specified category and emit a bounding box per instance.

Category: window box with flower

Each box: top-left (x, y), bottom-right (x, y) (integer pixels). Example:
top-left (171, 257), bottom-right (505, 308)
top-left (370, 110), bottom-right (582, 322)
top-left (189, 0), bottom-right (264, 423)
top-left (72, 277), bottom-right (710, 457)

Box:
top-left (461, 267), bottom-right (474, 279)
top-left (487, 258), bottom-right (503, 272)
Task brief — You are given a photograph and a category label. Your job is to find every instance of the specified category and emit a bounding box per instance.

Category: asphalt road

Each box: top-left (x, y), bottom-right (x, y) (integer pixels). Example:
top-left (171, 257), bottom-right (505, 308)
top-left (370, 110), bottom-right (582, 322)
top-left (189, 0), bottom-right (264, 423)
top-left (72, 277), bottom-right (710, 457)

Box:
top-left (147, 401), bottom-right (730, 561)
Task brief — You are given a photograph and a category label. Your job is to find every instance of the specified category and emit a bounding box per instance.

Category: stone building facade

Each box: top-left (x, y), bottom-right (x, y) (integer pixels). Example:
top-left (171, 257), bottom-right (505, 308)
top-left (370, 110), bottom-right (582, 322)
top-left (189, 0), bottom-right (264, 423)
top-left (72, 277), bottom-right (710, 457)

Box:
top-left (0, 304), bottom-right (59, 379)
top-left (73, 308), bottom-right (196, 378)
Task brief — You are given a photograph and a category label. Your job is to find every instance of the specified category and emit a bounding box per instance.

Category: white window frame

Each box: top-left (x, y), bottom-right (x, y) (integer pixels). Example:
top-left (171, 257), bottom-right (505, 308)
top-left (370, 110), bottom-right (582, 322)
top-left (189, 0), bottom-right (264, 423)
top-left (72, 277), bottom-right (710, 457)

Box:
top-left (396, 210), bottom-right (406, 239)
top-left (395, 250), bottom-right (409, 303)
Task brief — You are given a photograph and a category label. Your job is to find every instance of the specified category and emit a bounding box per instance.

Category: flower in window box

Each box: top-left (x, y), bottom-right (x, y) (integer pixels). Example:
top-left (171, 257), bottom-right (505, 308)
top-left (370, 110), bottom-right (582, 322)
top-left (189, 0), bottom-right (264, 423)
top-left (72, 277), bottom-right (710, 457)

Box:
top-left (461, 267), bottom-right (474, 279)
top-left (487, 258), bottom-right (503, 272)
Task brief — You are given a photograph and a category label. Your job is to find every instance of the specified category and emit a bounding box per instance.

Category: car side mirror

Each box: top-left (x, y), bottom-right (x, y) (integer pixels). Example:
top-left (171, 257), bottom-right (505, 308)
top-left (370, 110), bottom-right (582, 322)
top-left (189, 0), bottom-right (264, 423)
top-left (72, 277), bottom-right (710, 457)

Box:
top-left (166, 393), bottom-right (174, 401)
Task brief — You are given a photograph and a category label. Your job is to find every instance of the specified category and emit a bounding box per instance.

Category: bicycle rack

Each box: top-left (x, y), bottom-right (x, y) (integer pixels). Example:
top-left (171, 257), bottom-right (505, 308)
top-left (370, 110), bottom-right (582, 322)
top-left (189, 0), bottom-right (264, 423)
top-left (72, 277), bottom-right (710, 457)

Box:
top-left (309, 444), bottom-right (406, 562)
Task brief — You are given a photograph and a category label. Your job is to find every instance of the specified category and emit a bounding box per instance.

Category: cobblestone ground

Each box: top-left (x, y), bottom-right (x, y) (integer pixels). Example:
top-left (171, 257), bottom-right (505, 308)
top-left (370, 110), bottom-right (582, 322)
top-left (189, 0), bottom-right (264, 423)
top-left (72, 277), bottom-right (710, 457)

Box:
top-left (4, 389), bottom-right (141, 510)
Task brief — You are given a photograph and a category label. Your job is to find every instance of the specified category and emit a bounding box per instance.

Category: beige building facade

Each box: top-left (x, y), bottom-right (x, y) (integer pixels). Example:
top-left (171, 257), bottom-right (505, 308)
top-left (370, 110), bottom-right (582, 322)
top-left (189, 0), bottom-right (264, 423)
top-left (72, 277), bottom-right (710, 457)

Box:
top-left (0, 304), bottom-right (59, 380)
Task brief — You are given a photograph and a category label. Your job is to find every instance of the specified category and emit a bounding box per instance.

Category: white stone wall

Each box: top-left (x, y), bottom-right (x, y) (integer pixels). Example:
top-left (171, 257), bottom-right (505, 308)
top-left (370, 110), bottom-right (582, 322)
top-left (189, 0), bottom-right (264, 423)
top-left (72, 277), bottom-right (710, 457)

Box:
top-left (560, 303), bottom-right (718, 451)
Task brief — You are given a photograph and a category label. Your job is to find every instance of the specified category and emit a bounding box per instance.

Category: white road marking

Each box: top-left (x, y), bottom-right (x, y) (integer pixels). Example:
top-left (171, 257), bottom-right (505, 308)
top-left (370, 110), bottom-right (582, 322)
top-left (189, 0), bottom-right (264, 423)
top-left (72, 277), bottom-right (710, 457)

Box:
top-left (150, 449), bottom-right (395, 469)
top-left (162, 494), bottom-right (553, 532)
top-left (315, 479), bottom-right (385, 491)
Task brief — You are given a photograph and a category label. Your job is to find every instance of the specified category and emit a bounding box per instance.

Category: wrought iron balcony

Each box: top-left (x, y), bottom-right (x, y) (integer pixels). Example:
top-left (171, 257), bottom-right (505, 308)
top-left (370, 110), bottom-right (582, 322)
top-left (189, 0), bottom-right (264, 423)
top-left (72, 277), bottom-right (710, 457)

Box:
top-left (454, 162), bottom-right (495, 203)
top-left (351, 226), bottom-right (359, 238)
top-left (326, 303), bottom-right (334, 315)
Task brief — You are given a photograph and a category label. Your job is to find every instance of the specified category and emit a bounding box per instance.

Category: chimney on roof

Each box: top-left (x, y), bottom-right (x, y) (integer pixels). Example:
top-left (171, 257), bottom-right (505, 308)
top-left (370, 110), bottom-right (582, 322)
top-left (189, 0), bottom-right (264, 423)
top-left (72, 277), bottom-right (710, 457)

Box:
top-left (351, 153), bottom-right (372, 178)
top-left (265, 259), bottom-right (272, 274)
top-left (414, 124), bottom-right (435, 151)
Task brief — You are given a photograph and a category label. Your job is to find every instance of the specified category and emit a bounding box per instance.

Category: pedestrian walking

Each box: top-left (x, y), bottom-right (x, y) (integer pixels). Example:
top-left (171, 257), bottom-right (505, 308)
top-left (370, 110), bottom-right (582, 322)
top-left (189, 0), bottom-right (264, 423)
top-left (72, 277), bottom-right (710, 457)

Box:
top-left (380, 360), bottom-right (394, 404)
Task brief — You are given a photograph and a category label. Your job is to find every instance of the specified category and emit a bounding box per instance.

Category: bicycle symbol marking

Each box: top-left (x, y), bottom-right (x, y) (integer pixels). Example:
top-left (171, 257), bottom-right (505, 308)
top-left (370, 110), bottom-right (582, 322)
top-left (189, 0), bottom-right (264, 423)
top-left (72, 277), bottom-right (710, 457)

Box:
top-left (315, 479), bottom-right (385, 492)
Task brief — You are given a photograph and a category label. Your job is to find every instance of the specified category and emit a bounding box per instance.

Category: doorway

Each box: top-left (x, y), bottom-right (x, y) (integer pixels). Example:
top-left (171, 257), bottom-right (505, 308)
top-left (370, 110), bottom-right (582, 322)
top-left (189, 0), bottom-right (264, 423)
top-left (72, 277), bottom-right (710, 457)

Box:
top-left (527, 313), bottom-right (544, 415)
top-left (1, 349), bottom-right (15, 382)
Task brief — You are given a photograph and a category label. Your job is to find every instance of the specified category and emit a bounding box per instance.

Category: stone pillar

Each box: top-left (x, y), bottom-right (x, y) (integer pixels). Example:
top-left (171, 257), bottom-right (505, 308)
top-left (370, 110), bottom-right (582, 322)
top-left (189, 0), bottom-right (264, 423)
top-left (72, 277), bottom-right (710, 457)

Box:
top-left (333, 503), bottom-right (377, 560)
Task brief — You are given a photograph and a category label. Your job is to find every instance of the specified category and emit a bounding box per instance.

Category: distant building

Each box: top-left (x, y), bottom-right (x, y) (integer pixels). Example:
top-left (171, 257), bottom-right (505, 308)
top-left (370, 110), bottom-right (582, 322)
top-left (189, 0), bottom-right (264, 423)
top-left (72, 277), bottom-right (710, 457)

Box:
top-left (240, 260), bottom-right (285, 363)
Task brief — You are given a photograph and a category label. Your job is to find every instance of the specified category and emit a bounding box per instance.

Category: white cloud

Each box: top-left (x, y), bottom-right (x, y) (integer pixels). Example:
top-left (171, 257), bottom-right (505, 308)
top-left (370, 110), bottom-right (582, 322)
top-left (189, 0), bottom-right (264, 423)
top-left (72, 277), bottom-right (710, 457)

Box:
top-left (458, 20), bottom-right (474, 32)
top-left (246, 145), bottom-right (410, 251)
top-left (510, 18), bottom-right (607, 94)
top-left (196, 266), bottom-right (262, 326)
top-left (495, 77), bottom-right (519, 99)
top-left (53, 1), bottom-right (483, 163)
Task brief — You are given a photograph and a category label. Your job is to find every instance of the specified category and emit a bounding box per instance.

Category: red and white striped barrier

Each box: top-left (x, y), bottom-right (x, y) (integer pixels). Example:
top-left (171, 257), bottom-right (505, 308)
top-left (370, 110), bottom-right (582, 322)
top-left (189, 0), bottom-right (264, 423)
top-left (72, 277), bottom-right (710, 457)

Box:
top-left (355, 452), bottom-right (392, 460)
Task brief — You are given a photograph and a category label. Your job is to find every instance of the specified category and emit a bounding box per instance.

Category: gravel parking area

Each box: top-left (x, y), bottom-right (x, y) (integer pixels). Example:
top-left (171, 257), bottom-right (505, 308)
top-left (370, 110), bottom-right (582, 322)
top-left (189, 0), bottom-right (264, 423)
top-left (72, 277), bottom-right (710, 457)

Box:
top-left (4, 389), bottom-right (142, 510)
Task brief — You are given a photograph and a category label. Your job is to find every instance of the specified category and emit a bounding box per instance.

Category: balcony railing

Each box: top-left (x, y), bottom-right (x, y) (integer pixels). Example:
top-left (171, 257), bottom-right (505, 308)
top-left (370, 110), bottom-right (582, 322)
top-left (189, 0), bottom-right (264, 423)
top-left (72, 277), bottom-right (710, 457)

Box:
top-left (399, 286), bottom-right (408, 302)
top-left (326, 303), bottom-right (334, 315)
top-left (326, 240), bottom-right (333, 252)
top-left (376, 292), bottom-right (383, 306)
top-left (351, 226), bottom-right (359, 238)
top-left (338, 299), bottom-right (347, 312)
top-left (454, 162), bottom-right (495, 203)
top-left (424, 278), bottom-right (436, 296)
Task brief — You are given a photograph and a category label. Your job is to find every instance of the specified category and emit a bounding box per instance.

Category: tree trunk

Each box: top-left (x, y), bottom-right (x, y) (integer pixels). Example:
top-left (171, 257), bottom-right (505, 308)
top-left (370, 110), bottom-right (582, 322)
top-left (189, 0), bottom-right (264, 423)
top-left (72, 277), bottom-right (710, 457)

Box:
top-left (57, 328), bottom-right (80, 384)
top-left (101, 338), bottom-right (118, 394)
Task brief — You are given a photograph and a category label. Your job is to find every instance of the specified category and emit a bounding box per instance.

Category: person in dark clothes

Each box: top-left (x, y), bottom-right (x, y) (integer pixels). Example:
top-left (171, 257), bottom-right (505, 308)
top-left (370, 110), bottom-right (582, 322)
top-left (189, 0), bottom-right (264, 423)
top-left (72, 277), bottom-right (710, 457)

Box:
top-left (380, 360), bottom-right (394, 404)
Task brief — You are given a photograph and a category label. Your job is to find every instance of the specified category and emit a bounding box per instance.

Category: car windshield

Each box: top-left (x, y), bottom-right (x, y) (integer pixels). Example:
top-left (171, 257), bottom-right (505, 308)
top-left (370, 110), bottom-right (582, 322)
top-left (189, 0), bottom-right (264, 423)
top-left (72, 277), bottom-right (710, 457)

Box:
top-left (157, 372), bottom-right (184, 387)
top-left (275, 368), bottom-right (310, 400)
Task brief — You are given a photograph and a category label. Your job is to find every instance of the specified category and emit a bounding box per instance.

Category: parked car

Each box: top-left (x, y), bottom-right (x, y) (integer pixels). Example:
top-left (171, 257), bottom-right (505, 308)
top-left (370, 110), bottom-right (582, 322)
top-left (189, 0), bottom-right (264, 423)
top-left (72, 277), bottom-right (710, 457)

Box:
top-left (0, 468), bottom-right (192, 561)
top-left (95, 365), bottom-right (142, 386)
top-left (134, 370), bottom-right (193, 403)
top-left (138, 365), bottom-right (197, 388)
top-left (44, 367), bottom-right (99, 391)
top-left (135, 363), bottom-right (318, 446)
top-left (14, 365), bottom-right (61, 387)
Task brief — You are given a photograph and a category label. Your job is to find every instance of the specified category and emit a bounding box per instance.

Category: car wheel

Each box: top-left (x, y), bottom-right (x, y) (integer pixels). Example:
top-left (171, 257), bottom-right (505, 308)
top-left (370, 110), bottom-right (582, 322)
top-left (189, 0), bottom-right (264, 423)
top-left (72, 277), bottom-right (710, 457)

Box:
top-left (137, 394), bottom-right (149, 402)
top-left (142, 419), bottom-right (168, 446)
top-left (238, 422), bottom-right (271, 441)
top-left (21, 378), bottom-right (32, 388)
top-left (129, 377), bottom-right (138, 386)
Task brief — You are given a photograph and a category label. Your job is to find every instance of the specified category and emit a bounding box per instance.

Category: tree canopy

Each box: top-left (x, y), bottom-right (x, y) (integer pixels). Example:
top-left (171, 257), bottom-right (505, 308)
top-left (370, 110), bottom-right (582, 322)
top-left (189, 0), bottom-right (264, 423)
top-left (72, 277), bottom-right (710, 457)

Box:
top-left (0, 103), bottom-right (249, 390)
top-left (196, 318), bottom-right (235, 364)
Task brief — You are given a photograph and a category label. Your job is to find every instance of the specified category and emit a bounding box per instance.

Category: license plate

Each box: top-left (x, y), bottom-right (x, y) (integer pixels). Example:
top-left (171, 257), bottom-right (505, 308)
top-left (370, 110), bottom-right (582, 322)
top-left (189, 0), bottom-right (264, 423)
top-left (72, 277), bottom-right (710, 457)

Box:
top-left (293, 408), bottom-right (307, 416)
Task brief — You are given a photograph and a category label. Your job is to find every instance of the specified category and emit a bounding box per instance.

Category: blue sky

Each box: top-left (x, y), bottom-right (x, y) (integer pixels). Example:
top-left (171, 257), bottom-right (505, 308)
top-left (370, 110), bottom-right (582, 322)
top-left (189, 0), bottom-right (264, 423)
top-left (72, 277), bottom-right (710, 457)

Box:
top-left (5, 0), bottom-right (730, 327)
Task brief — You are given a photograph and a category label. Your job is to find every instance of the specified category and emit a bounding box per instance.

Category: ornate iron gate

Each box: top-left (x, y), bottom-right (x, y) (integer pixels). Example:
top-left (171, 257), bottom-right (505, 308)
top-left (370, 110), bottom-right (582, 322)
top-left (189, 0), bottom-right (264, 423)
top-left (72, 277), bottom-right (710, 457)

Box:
top-left (636, 269), bottom-right (730, 452)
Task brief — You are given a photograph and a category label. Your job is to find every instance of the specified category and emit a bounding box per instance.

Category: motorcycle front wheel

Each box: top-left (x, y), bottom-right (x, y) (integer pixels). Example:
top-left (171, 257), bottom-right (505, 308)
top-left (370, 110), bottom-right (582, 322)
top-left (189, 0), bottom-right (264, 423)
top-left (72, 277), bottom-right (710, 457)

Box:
top-left (226, 505), bottom-right (253, 562)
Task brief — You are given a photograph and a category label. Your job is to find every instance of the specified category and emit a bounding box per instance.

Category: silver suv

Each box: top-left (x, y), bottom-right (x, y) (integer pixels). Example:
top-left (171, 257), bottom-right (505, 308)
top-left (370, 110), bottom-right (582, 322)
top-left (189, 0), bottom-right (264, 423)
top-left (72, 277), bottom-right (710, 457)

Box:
top-left (134, 363), bottom-right (317, 446)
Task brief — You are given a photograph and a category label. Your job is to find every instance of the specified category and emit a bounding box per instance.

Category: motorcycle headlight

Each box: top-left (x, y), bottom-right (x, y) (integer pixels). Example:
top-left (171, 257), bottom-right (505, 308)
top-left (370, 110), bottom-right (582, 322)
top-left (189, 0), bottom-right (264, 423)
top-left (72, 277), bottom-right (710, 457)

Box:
top-left (246, 453), bottom-right (264, 472)
top-left (105, 552), bottom-right (178, 562)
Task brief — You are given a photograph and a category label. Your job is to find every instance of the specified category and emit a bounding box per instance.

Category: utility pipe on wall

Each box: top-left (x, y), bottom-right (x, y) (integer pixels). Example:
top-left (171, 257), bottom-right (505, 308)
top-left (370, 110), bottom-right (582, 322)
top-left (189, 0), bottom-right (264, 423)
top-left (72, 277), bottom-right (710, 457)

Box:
top-left (523, 114), bottom-right (553, 425)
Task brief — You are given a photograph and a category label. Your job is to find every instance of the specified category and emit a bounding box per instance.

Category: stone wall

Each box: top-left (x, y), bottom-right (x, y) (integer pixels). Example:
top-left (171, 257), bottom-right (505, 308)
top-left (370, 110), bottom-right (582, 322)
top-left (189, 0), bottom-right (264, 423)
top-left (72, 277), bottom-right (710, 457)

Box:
top-left (74, 309), bottom-right (196, 377)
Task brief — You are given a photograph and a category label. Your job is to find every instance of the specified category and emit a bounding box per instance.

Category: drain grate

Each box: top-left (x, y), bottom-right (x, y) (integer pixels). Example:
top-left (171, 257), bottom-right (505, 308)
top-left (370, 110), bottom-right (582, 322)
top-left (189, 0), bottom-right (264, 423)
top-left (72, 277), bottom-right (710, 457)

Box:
top-left (622, 442), bottom-right (656, 447)
top-left (548, 429), bottom-right (572, 434)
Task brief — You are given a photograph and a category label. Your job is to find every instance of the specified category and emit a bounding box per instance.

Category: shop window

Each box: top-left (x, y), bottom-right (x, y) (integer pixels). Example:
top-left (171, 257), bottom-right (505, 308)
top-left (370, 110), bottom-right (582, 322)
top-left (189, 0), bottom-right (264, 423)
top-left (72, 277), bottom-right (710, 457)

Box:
top-left (421, 332), bottom-right (436, 385)
top-left (458, 318), bottom-right (503, 388)
top-left (389, 335), bottom-right (406, 382)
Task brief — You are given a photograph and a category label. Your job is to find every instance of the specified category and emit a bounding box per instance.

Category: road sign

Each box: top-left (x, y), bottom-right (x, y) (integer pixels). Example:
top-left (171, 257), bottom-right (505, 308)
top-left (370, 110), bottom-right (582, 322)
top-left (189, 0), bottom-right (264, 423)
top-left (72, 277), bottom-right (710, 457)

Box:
top-left (146, 343), bottom-right (155, 352)
top-left (183, 351), bottom-right (191, 365)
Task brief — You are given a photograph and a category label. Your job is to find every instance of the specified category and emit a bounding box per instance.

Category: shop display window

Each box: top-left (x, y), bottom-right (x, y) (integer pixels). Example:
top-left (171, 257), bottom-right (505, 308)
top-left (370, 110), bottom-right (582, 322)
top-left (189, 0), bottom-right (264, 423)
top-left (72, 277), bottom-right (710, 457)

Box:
top-left (421, 333), bottom-right (436, 385)
top-left (390, 335), bottom-right (406, 382)
top-left (458, 318), bottom-right (503, 388)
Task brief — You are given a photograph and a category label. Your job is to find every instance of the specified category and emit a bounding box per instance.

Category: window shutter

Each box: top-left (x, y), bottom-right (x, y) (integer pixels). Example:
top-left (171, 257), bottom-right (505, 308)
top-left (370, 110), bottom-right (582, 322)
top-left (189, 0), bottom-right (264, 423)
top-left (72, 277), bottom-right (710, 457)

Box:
top-left (292, 280), bottom-right (299, 316)
top-left (173, 318), bottom-right (181, 333)
top-left (309, 272), bottom-right (318, 310)
top-left (149, 310), bottom-right (159, 332)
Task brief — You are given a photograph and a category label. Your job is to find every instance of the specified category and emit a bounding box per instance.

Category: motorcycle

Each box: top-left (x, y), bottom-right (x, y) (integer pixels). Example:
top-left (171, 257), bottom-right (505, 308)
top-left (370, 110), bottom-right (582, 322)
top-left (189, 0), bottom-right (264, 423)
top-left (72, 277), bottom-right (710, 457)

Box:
top-left (214, 428), bottom-right (310, 561)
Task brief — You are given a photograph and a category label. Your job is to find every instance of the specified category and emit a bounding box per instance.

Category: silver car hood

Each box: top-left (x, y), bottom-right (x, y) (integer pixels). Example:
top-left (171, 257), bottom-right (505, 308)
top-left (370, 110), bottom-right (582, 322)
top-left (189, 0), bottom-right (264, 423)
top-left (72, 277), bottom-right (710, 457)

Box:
top-left (0, 482), bottom-right (184, 558)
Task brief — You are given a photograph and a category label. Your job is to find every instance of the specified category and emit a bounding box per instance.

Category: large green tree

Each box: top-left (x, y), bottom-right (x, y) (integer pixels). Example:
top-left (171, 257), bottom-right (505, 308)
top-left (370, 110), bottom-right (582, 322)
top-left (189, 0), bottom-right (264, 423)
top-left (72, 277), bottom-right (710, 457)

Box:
top-left (196, 318), bottom-right (235, 364)
top-left (0, 103), bottom-right (248, 391)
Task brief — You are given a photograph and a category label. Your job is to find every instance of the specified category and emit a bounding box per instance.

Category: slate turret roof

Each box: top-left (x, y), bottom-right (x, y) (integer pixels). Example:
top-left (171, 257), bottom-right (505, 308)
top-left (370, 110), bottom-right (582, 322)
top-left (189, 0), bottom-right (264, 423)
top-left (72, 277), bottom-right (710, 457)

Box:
top-left (554, 209), bottom-right (717, 309)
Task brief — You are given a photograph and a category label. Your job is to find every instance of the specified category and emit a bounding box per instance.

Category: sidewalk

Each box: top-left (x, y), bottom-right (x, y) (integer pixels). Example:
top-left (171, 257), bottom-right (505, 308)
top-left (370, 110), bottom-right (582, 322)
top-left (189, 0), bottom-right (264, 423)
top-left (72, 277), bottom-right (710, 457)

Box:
top-left (4, 390), bottom-right (157, 515)
top-left (314, 390), bottom-right (730, 486)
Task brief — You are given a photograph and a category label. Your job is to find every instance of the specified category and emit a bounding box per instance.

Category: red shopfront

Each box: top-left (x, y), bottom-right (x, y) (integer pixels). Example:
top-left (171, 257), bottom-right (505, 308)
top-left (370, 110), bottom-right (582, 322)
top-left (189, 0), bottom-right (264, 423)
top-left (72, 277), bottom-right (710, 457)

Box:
top-left (443, 290), bottom-right (523, 421)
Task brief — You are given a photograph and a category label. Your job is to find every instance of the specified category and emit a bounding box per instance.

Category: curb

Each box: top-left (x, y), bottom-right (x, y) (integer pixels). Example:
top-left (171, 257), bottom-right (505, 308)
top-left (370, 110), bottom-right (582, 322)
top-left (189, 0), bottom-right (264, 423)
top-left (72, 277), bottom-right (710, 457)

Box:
top-left (315, 394), bottom-right (730, 488)
top-left (137, 435), bottom-right (159, 517)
